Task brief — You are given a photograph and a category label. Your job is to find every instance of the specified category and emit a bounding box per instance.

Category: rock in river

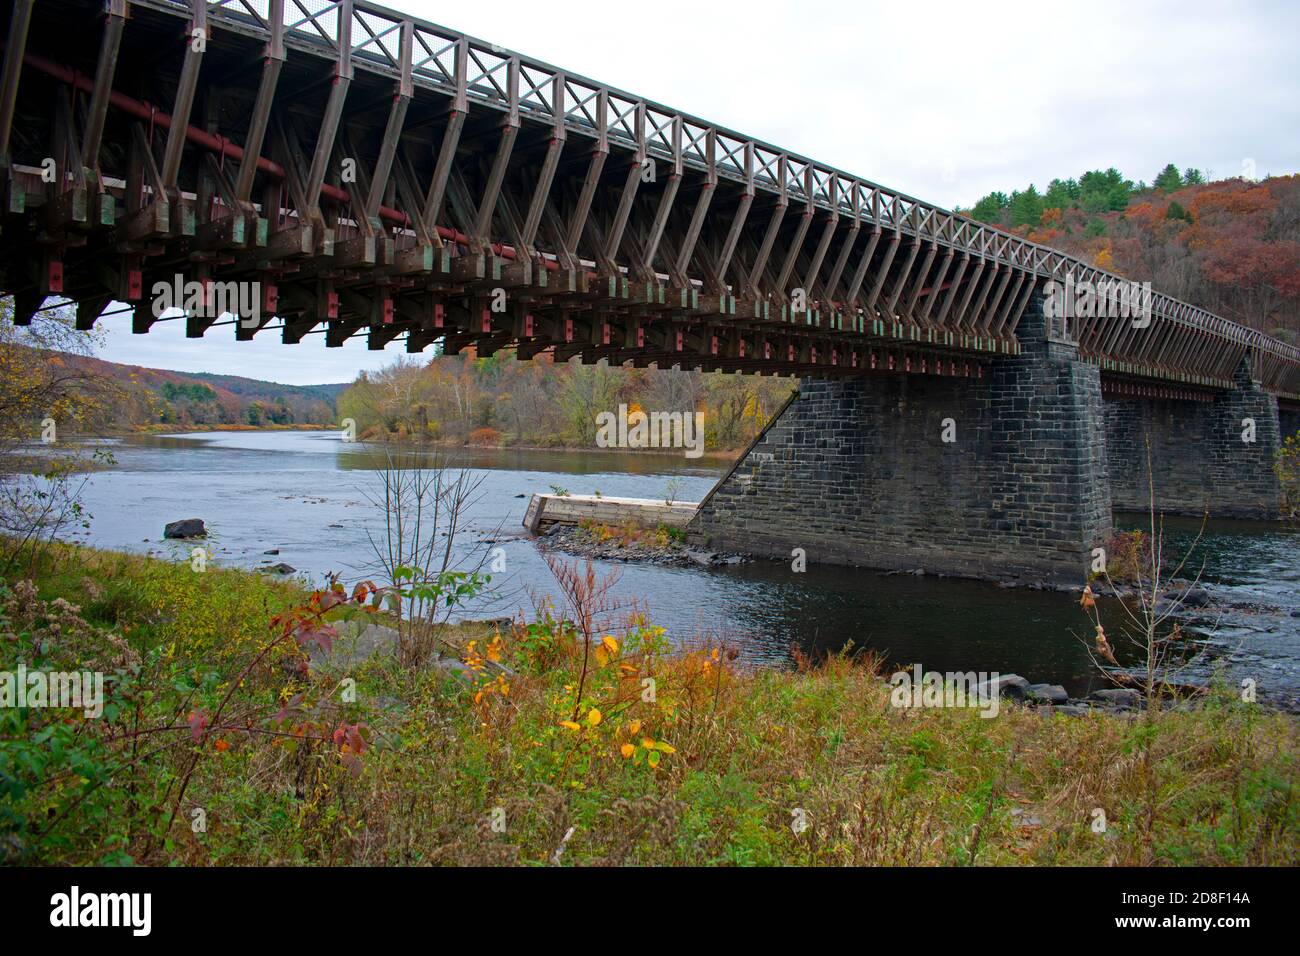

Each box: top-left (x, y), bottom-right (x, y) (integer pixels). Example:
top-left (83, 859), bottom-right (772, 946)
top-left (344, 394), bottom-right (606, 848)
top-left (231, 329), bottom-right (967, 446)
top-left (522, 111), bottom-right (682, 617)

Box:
top-left (163, 518), bottom-right (207, 539)
top-left (1025, 683), bottom-right (1069, 704)
top-left (976, 674), bottom-right (1030, 699)
top-left (1091, 688), bottom-right (1141, 708)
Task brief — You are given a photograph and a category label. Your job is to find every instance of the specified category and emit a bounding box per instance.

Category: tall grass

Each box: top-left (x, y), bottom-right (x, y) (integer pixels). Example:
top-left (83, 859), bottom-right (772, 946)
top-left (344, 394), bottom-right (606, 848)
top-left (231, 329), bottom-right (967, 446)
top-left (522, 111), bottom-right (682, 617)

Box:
top-left (1, 544), bottom-right (1295, 866)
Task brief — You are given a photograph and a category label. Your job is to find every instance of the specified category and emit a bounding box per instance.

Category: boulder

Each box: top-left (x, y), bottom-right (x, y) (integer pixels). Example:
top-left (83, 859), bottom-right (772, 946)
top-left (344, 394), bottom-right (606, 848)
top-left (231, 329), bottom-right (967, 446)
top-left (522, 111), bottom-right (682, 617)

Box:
top-left (1091, 688), bottom-right (1141, 708)
top-left (163, 518), bottom-right (206, 539)
top-left (977, 674), bottom-right (1030, 699)
top-left (262, 562), bottom-right (297, 575)
top-left (1025, 683), bottom-right (1069, 704)
top-left (1178, 587), bottom-right (1211, 607)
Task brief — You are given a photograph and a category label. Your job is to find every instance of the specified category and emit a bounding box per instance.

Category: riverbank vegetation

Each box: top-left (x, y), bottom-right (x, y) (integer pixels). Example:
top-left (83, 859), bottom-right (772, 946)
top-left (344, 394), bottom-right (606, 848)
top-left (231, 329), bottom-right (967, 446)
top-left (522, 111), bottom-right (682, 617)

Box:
top-left (1278, 429), bottom-right (1300, 523)
top-left (0, 304), bottom-right (121, 574)
top-left (2, 542), bottom-right (1295, 866)
top-left (337, 349), bottom-right (793, 451)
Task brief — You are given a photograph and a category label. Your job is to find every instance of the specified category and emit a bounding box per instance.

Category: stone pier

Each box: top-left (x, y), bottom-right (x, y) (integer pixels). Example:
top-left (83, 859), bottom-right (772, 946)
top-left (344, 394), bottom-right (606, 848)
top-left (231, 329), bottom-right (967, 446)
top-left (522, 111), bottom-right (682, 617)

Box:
top-left (689, 290), bottom-right (1114, 584)
top-left (1105, 360), bottom-right (1283, 518)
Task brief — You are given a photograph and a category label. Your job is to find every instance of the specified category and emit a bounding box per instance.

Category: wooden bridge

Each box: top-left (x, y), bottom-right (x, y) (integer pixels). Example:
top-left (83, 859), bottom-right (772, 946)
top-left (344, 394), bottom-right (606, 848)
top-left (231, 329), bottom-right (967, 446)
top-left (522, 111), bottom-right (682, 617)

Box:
top-left (2, 0), bottom-right (1298, 402)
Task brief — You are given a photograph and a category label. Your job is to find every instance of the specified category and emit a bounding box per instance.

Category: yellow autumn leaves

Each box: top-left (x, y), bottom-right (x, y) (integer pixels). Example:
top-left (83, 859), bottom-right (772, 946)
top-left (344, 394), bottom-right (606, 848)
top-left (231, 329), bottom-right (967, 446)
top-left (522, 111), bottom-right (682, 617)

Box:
top-left (555, 694), bottom-right (675, 769)
top-left (627, 737), bottom-right (676, 768)
top-left (594, 635), bottom-right (619, 668)
top-left (558, 707), bottom-right (601, 731)
top-left (463, 634), bottom-right (505, 673)
top-left (473, 673), bottom-right (510, 706)
top-left (464, 635), bottom-right (510, 714)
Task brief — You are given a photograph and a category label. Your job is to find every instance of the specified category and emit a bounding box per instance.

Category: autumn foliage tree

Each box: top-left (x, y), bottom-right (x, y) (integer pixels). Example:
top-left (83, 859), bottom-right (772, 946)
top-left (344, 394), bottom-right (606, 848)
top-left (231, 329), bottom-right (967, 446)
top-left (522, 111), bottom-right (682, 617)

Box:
top-left (336, 349), bottom-right (793, 452)
top-left (961, 169), bottom-right (1300, 340)
top-left (0, 300), bottom-right (123, 569)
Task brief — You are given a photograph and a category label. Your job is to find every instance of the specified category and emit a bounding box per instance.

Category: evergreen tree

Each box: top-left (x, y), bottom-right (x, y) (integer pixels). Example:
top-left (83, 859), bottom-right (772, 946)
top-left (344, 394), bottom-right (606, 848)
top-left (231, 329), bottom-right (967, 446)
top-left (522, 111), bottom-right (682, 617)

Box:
top-left (1009, 185), bottom-right (1045, 227)
top-left (1078, 168), bottom-right (1134, 212)
top-left (1044, 178), bottom-right (1075, 210)
top-left (1154, 163), bottom-right (1183, 192)
top-left (969, 191), bottom-right (1008, 224)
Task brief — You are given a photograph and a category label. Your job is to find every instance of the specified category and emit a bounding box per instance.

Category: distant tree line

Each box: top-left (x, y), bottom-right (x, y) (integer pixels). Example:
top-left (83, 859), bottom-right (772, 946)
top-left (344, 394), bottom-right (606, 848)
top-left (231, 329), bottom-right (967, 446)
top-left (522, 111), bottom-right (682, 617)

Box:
top-left (337, 350), bottom-right (794, 452)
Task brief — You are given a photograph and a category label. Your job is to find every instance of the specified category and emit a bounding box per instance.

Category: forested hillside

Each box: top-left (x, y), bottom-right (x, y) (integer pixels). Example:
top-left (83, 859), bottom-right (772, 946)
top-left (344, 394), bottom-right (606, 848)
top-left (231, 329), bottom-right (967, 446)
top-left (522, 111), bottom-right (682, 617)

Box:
top-left (33, 350), bottom-right (343, 430)
top-left (959, 168), bottom-right (1300, 341)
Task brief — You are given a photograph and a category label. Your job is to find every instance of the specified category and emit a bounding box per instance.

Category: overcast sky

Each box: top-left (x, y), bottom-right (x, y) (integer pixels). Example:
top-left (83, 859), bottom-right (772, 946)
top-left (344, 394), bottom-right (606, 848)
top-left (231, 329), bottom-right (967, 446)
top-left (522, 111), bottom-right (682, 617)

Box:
top-left (88, 0), bottom-right (1300, 384)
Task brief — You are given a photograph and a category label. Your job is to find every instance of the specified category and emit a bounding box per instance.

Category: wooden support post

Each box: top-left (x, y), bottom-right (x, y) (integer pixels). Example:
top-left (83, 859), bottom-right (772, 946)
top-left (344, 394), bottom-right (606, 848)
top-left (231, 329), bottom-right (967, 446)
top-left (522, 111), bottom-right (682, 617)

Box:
top-left (885, 238), bottom-right (922, 319)
top-left (601, 102), bottom-right (647, 272)
top-left (668, 129), bottom-right (716, 288)
top-left (714, 143), bottom-right (754, 294)
top-left (235, 0), bottom-right (285, 203)
top-left (364, 20), bottom-right (414, 224)
top-left (955, 259), bottom-right (992, 331)
top-left (902, 242), bottom-right (938, 322)
top-left (565, 105), bottom-right (609, 260)
top-left (774, 168), bottom-right (815, 296)
top-left (161, 1), bottom-right (207, 191)
top-left (421, 38), bottom-right (467, 238)
top-left (304, 0), bottom-right (353, 215)
top-left (863, 231), bottom-right (901, 318)
top-left (81, 0), bottom-right (127, 176)
top-left (746, 157), bottom-right (789, 299)
top-left (822, 183), bottom-right (860, 303)
top-left (470, 66), bottom-right (521, 247)
top-left (844, 227), bottom-right (882, 312)
top-left (934, 251), bottom-right (969, 327)
top-left (0, 0), bottom-right (33, 166)
top-left (641, 173), bottom-right (680, 281)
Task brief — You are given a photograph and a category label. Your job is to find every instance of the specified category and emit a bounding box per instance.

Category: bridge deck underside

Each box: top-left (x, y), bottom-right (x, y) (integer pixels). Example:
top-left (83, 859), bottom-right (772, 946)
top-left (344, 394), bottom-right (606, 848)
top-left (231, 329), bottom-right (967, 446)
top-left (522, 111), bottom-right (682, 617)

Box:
top-left (1, 0), bottom-right (1297, 396)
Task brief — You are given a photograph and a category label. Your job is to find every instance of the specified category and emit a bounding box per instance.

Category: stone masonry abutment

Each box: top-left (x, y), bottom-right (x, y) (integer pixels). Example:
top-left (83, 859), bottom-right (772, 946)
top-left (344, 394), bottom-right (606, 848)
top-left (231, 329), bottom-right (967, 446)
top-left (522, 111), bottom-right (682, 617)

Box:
top-left (1104, 361), bottom-right (1283, 519)
top-left (690, 290), bottom-right (1114, 584)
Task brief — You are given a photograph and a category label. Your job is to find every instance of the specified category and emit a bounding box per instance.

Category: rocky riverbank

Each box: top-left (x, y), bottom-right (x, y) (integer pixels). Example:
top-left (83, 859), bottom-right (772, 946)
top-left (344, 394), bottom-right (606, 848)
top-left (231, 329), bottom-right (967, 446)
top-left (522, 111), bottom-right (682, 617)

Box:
top-left (970, 673), bottom-right (1187, 717)
top-left (533, 521), bottom-right (749, 569)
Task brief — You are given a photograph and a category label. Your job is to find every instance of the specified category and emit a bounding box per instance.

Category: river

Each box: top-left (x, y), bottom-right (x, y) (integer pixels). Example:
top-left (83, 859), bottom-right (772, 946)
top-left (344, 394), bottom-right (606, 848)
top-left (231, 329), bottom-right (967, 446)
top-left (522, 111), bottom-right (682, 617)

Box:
top-left (46, 430), bottom-right (1300, 708)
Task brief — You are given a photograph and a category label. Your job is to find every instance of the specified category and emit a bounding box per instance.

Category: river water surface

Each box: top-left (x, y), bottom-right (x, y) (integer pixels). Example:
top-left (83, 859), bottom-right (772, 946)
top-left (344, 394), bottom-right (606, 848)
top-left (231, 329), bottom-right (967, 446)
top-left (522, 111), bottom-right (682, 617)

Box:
top-left (52, 431), bottom-right (1300, 707)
